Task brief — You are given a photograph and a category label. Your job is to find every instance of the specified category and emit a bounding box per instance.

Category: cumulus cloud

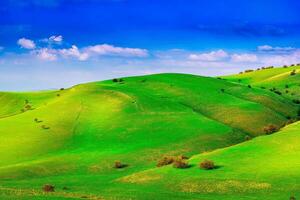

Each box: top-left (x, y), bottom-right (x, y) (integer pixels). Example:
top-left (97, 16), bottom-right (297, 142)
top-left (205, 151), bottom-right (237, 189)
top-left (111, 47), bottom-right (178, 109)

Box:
top-left (59, 45), bottom-right (89, 61)
top-left (84, 44), bottom-right (149, 57)
top-left (257, 45), bottom-right (295, 52)
top-left (188, 49), bottom-right (228, 61)
top-left (261, 50), bottom-right (300, 66)
top-left (49, 35), bottom-right (63, 43)
top-left (32, 48), bottom-right (57, 61)
top-left (17, 38), bottom-right (36, 49)
top-left (29, 44), bottom-right (148, 61)
top-left (231, 53), bottom-right (258, 63)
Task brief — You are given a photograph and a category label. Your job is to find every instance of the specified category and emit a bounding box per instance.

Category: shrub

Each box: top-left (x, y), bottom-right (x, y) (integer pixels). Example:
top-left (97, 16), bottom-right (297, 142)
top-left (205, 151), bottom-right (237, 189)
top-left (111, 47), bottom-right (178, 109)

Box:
top-left (245, 135), bottom-right (251, 141)
top-left (283, 65), bottom-right (288, 68)
top-left (42, 184), bottom-right (55, 192)
top-left (263, 124), bottom-right (278, 135)
top-left (248, 85), bottom-right (252, 88)
top-left (178, 155), bottom-right (189, 160)
top-left (244, 69), bottom-right (254, 73)
top-left (41, 125), bottom-right (50, 130)
top-left (290, 196), bottom-right (296, 200)
top-left (220, 88), bottom-right (225, 93)
top-left (292, 99), bottom-right (300, 104)
top-left (274, 90), bottom-right (282, 95)
top-left (25, 104), bottom-right (32, 110)
top-left (57, 94), bottom-right (60, 97)
top-left (173, 158), bottom-right (189, 169)
top-left (157, 156), bottom-right (175, 167)
top-left (60, 88), bottom-right (65, 90)
top-left (290, 70), bottom-right (296, 76)
top-left (114, 161), bottom-right (126, 169)
top-left (112, 78), bottom-right (124, 83)
top-left (199, 160), bottom-right (215, 170)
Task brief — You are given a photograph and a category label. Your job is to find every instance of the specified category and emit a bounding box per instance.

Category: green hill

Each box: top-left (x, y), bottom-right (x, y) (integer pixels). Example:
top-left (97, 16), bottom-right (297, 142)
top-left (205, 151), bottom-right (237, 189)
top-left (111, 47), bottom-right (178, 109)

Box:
top-left (121, 120), bottom-right (300, 200)
top-left (0, 72), bottom-right (299, 199)
top-left (225, 65), bottom-right (300, 100)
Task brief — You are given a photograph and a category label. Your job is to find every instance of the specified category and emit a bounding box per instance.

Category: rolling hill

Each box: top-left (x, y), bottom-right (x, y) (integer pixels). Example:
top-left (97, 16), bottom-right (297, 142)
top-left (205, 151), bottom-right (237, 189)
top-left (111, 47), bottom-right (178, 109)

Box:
top-left (0, 71), bottom-right (299, 199)
top-left (225, 65), bottom-right (300, 100)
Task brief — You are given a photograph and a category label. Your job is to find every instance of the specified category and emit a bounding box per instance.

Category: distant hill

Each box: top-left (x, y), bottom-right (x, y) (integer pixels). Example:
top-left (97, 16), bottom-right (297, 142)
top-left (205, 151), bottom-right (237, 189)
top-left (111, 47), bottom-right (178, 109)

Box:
top-left (225, 65), bottom-right (300, 100)
top-left (0, 71), bottom-right (299, 199)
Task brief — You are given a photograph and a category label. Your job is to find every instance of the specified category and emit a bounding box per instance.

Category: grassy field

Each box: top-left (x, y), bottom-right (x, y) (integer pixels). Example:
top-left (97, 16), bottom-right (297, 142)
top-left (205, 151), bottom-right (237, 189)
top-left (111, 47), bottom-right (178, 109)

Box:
top-left (225, 65), bottom-right (300, 100)
top-left (0, 70), bottom-right (299, 199)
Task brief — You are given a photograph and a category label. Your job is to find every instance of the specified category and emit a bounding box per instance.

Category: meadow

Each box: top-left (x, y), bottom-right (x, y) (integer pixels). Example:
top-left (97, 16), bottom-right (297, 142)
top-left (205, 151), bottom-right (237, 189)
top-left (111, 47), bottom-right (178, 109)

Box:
top-left (0, 65), bottom-right (299, 199)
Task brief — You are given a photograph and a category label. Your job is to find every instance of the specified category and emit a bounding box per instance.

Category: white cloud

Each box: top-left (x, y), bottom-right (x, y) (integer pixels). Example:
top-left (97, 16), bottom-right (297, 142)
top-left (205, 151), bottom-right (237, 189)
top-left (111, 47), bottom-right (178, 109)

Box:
top-left (0, 46), bottom-right (4, 51)
top-left (17, 38), bottom-right (36, 49)
top-left (29, 44), bottom-right (148, 61)
top-left (59, 45), bottom-right (89, 61)
top-left (33, 48), bottom-right (57, 61)
top-left (188, 49), bottom-right (228, 61)
top-left (231, 53), bottom-right (258, 63)
top-left (261, 50), bottom-right (300, 66)
top-left (84, 44), bottom-right (148, 57)
top-left (49, 35), bottom-right (63, 43)
top-left (257, 45), bottom-right (295, 52)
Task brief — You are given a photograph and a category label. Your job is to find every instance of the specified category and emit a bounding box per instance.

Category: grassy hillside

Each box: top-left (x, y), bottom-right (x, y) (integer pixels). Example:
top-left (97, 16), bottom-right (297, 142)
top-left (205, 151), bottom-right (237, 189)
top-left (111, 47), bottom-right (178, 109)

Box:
top-left (0, 72), bottom-right (299, 199)
top-left (225, 65), bottom-right (300, 100)
top-left (121, 121), bottom-right (300, 200)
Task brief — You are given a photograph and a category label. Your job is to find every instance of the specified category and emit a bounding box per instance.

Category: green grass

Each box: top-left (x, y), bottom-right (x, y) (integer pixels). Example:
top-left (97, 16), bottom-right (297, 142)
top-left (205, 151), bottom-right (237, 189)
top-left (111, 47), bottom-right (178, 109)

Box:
top-left (225, 65), bottom-right (300, 100)
top-left (122, 121), bottom-right (300, 200)
top-left (0, 72), bottom-right (299, 199)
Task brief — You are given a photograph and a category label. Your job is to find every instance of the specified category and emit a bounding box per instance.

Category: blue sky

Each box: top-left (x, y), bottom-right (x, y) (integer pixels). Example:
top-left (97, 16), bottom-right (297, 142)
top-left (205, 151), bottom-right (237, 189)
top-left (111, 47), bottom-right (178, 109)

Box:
top-left (1, 0), bottom-right (300, 90)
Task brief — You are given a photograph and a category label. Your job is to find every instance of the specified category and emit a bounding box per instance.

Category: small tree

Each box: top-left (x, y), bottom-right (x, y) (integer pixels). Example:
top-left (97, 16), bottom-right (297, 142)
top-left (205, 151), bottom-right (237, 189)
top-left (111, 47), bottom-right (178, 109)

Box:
top-left (199, 160), bottom-right (215, 170)
top-left (263, 124), bottom-right (278, 135)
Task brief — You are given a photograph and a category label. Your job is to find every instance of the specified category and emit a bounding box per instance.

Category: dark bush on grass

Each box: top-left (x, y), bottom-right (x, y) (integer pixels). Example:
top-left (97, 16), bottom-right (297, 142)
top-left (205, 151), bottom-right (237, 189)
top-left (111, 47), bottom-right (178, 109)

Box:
top-left (112, 78), bottom-right (124, 83)
top-left (24, 104), bottom-right (32, 110)
top-left (274, 90), bottom-right (282, 95)
top-left (292, 99), bottom-right (300, 104)
top-left (290, 196), bottom-right (296, 200)
top-left (245, 135), bottom-right (251, 141)
top-left (173, 158), bottom-right (189, 169)
top-left (263, 124), bottom-right (278, 135)
top-left (114, 161), bottom-right (126, 169)
top-left (41, 125), bottom-right (50, 130)
top-left (157, 156), bottom-right (175, 167)
top-left (199, 160), bottom-right (215, 170)
top-left (42, 184), bottom-right (55, 192)
top-left (290, 70), bottom-right (297, 76)
top-left (248, 85), bottom-right (252, 88)
top-left (220, 88), bottom-right (225, 93)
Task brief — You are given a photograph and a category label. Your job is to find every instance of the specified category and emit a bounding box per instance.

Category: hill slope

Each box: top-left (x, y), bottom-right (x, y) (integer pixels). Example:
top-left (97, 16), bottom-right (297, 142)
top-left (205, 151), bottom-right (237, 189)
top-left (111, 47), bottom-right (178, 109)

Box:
top-left (225, 65), bottom-right (300, 100)
top-left (0, 72), bottom-right (299, 199)
top-left (121, 121), bottom-right (300, 200)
